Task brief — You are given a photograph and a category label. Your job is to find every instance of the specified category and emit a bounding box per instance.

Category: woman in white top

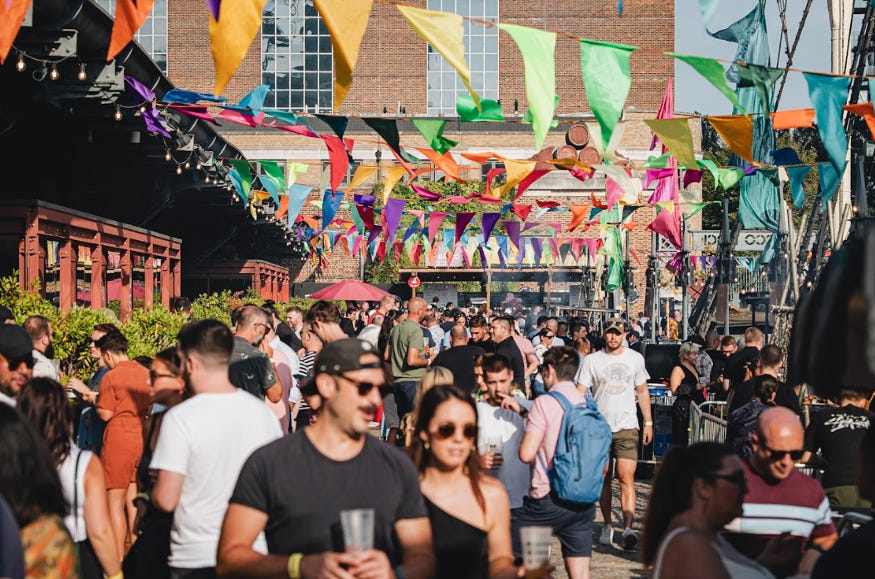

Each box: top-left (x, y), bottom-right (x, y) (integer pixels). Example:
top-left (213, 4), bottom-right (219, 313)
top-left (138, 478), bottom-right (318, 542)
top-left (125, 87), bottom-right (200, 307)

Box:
top-left (18, 377), bottom-right (120, 579)
top-left (641, 442), bottom-right (774, 579)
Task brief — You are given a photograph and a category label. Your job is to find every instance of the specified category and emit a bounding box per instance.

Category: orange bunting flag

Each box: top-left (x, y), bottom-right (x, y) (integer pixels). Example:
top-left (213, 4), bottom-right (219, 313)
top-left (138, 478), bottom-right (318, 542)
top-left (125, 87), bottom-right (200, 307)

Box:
top-left (591, 192), bottom-right (607, 210)
top-left (313, 0), bottom-right (373, 110)
top-left (844, 103), bottom-right (875, 140)
top-left (107, 0), bottom-right (156, 61)
top-left (770, 108), bottom-right (816, 130)
top-left (416, 148), bottom-right (461, 181)
top-left (567, 206), bottom-right (589, 232)
top-left (276, 196), bottom-right (289, 221)
top-left (461, 152), bottom-right (504, 165)
top-left (0, 0), bottom-right (33, 63)
top-left (706, 115), bottom-right (757, 165)
top-left (209, 0), bottom-right (269, 96)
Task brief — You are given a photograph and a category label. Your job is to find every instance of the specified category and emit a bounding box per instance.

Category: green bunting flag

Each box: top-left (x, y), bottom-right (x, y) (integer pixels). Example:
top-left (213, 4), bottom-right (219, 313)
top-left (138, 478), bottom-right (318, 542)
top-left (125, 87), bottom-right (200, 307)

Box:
top-left (580, 39), bottom-right (636, 150)
top-left (498, 23), bottom-right (557, 148)
top-left (668, 53), bottom-right (746, 114)
top-left (736, 64), bottom-right (783, 114)
top-left (411, 118), bottom-right (459, 155)
top-left (456, 95), bottom-right (505, 122)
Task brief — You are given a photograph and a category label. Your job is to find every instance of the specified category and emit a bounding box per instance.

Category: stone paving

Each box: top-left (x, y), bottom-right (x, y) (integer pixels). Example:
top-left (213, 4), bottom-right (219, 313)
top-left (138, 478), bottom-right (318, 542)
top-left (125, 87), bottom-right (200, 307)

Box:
top-left (548, 479), bottom-right (653, 579)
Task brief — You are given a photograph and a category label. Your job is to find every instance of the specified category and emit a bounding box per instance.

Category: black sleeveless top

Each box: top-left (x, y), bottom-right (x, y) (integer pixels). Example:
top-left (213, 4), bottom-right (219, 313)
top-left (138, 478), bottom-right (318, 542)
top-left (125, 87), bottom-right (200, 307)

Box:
top-left (675, 364), bottom-right (705, 404)
top-left (425, 498), bottom-right (489, 579)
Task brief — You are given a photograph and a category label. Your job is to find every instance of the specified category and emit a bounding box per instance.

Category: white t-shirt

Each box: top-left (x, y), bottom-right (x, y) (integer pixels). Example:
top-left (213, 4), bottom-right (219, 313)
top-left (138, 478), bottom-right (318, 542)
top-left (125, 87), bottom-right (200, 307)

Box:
top-left (270, 336), bottom-right (300, 377)
top-left (150, 390), bottom-right (283, 568)
top-left (476, 401), bottom-right (530, 509)
top-left (577, 348), bottom-right (649, 432)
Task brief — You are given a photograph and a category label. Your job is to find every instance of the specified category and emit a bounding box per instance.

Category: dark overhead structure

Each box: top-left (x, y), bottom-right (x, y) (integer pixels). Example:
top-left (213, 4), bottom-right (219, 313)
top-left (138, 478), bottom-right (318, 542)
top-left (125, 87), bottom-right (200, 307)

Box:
top-left (0, 1), bottom-right (292, 279)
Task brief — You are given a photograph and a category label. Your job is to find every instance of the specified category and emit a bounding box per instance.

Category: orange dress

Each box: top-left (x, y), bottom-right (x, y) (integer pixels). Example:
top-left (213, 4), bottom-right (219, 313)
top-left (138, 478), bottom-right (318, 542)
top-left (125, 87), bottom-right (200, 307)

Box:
top-left (97, 360), bottom-right (151, 489)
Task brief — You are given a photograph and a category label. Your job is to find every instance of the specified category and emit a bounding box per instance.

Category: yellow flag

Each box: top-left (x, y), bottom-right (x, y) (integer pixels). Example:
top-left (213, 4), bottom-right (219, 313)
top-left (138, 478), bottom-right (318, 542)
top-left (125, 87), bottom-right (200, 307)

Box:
top-left (251, 190), bottom-right (271, 202)
top-left (706, 115), bottom-right (757, 165)
top-left (655, 201), bottom-right (676, 215)
top-left (314, 0), bottom-right (373, 110)
top-left (644, 119), bottom-right (698, 169)
top-left (382, 167), bottom-right (407, 204)
top-left (210, 0), bottom-right (269, 96)
top-left (397, 5), bottom-right (480, 108)
top-left (347, 166), bottom-right (379, 191)
top-left (493, 160), bottom-right (536, 198)
top-left (286, 162), bottom-right (309, 187)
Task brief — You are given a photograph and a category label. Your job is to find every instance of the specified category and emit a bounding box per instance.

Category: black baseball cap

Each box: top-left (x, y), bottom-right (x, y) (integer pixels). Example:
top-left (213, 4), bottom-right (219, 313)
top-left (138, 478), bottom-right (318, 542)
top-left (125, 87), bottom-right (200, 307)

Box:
top-left (0, 325), bottom-right (34, 361)
top-left (314, 338), bottom-right (382, 376)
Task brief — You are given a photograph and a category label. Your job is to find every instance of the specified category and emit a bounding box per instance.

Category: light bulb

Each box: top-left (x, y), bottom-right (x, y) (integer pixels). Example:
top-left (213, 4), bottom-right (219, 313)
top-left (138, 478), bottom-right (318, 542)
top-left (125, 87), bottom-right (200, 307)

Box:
top-left (49, 64), bottom-right (59, 81)
top-left (77, 63), bottom-right (87, 81)
top-left (176, 165), bottom-right (183, 175)
top-left (195, 162), bottom-right (202, 170)
top-left (205, 174), bottom-right (211, 183)
top-left (139, 105), bottom-right (147, 114)
top-left (16, 53), bottom-right (25, 72)
top-left (184, 161), bottom-right (191, 169)
top-left (114, 106), bottom-right (122, 121)
top-left (212, 178), bottom-right (218, 185)
top-left (165, 151), bottom-right (172, 162)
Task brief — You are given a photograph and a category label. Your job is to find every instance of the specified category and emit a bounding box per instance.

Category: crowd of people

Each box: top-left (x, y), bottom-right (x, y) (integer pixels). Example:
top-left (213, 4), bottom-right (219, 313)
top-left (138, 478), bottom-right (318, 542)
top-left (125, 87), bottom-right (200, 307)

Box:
top-left (0, 296), bottom-right (873, 579)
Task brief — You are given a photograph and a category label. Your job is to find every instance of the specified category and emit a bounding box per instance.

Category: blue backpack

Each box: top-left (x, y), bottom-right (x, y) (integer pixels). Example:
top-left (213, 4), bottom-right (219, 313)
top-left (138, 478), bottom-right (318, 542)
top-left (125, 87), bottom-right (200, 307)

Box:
top-left (538, 391), bottom-right (612, 505)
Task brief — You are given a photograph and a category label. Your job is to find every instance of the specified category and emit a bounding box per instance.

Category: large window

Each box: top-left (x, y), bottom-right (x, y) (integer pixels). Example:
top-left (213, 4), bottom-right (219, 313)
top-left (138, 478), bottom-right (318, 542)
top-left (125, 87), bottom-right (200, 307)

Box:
top-left (262, 0), bottom-right (333, 112)
top-left (427, 0), bottom-right (499, 116)
top-left (96, 0), bottom-right (168, 73)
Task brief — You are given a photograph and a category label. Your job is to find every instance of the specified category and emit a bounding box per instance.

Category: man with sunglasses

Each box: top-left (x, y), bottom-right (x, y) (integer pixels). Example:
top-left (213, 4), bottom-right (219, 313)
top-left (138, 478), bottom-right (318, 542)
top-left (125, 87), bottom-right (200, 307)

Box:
top-left (219, 339), bottom-right (434, 579)
top-left (230, 305), bottom-right (281, 403)
top-left (0, 324), bottom-right (34, 406)
top-left (723, 407), bottom-right (838, 578)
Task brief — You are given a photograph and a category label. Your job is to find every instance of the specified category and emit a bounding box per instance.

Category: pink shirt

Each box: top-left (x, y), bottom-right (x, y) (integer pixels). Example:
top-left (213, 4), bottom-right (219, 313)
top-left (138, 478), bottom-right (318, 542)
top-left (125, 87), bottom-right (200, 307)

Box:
top-left (525, 381), bottom-right (585, 499)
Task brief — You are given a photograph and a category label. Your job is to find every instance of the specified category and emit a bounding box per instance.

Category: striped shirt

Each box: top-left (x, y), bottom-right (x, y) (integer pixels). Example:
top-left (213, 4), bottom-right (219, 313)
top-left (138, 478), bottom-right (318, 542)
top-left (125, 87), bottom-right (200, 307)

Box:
top-left (723, 459), bottom-right (836, 578)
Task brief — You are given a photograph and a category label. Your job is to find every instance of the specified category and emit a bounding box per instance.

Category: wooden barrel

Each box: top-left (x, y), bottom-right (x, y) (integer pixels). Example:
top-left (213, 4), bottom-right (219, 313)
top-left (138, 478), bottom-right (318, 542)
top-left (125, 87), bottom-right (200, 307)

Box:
top-left (553, 145), bottom-right (578, 160)
top-left (529, 146), bottom-right (555, 172)
top-left (578, 146), bottom-right (602, 166)
top-left (565, 123), bottom-right (590, 149)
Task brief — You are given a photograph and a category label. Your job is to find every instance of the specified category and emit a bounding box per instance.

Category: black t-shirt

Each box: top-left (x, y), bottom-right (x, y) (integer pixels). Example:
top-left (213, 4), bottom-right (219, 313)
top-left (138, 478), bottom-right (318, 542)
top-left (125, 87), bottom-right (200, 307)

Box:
top-left (230, 431), bottom-right (427, 561)
top-left (804, 404), bottom-right (875, 488)
top-left (471, 338), bottom-right (496, 354)
top-left (275, 321), bottom-right (296, 349)
top-left (705, 349), bottom-right (725, 382)
top-left (340, 318), bottom-right (357, 338)
top-left (729, 374), bottom-right (784, 414)
top-left (432, 344), bottom-right (487, 393)
top-left (494, 338), bottom-right (525, 390)
top-left (811, 520), bottom-right (875, 578)
top-left (229, 337), bottom-right (277, 399)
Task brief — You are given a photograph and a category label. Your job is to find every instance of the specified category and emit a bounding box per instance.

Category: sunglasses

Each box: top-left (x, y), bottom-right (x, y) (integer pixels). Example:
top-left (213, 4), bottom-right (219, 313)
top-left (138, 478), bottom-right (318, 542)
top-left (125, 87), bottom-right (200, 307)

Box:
top-left (759, 441), bottom-right (804, 462)
top-left (708, 471), bottom-right (748, 492)
top-left (6, 354), bottom-right (34, 369)
top-left (336, 373), bottom-right (384, 396)
top-left (544, 334), bottom-right (554, 339)
top-left (432, 423), bottom-right (478, 440)
top-left (150, 371), bottom-right (177, 382)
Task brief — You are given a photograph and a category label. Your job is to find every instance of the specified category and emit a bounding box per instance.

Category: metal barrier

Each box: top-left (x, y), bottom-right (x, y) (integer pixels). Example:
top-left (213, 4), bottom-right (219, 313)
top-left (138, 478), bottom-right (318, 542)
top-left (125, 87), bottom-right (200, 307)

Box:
top-left (835, 511), bottom-right (873, 537)
top-left (689, 401), bottom-right (728, 444)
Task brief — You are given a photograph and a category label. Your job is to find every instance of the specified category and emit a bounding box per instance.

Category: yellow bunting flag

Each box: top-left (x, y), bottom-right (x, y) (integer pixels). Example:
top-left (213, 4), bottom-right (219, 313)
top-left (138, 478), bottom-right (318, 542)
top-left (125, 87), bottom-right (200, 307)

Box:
top-left (644, 119), bottom-right (697, 168)
top-left (209, 0), bottom-right (269, 96)
top-left (655, 201), bottom-right (676, 215)
top-left (382, 166), bottom-right (407, 204)
top-left (396, 5), bottom-right (480, 109)
top-left (347, 166), bottom-right (379, 191)
top-left (706, 115), bottom-right (757, 165)
top-left (493, 159), bottom-right (536, 198)
top-left (313, 0), bottom-right (373, 110)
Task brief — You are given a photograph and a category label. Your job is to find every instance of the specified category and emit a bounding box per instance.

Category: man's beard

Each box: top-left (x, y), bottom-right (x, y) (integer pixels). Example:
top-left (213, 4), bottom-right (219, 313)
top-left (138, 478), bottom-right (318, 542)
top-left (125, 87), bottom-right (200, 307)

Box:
top-left (45, 342), bottom-right (55, 360)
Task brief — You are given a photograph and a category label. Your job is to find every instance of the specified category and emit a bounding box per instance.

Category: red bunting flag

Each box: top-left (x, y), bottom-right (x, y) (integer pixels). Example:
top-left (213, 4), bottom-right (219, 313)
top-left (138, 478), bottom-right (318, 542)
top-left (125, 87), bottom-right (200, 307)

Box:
top-left (512, 204), bottom-right (533, 221)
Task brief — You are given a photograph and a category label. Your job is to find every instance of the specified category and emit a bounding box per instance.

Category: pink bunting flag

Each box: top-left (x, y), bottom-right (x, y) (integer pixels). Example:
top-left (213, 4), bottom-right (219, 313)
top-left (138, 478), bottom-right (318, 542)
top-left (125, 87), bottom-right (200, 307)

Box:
top-left (322, 135), bottom-right (353, 193)
top-left (583, 238), bottom-right (602, 258)
top-left (428, 212), bottom-right (447, 244)
top-left (644, 168), bottom-right (675, 188)
top-left (548, 238), bottom-right (560, 259)
top-left (169, 105), bottom-right (220, 125)
top-left (570, 239), bottom-right (585, 261)
top-left (267, 122), bottom-right (319, 138)
top-left (411, 242), bottom-right (423, 265)
top-left (455, 213), bottom-right (474, 243)
top-left (412, 185), bottom-right (441, 200)
top-left (650, 78), bottom-right (674, 150)
top-left (605, 177), bottom-right (624, 210)
top-left (218, 109), bottom-right (265, 127)
top-left (445, 196), bottom-right (471, 204)
top-left (683, 170), bottom-right (704, 187)
top-left (569, 165), bottom-right (596, 183)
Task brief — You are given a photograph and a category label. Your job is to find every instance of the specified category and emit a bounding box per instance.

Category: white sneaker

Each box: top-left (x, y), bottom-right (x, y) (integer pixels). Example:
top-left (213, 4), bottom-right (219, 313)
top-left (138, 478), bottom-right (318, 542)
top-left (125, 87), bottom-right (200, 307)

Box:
top-left (622, 527), bottom-right (638, 550)
top-left (599, 525), bottom-right (613, 546)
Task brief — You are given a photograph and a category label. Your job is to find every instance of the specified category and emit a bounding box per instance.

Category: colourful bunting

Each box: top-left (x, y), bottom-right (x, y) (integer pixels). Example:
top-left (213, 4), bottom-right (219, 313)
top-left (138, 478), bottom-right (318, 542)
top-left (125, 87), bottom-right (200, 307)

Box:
top-left (209, 0), bottom-right (268, 96)
top-left (818, 162), bottom-right (841, 202)
top-left (381, 166), bottom-right (407, 204)
top-left (384, 198), bottom-right (406, 243)
top-left (504, 221), bottom-right (521, 249)
top-left (455, 213), bottom-right (474, 243)
top-left (412, 118), bottom-right (459, 155)
top-left (427, 212), bottom-right (447, 243)
top-left (770, 108), bottom-right (816, 130)
top-left (786, 165), bottom-right (811, 208)
top-left (567, 206), bottom-right (589, 231)
top-left (736, 64), bottom-right (783, 115)
top-left (668, 53), bottom-right (745, 113)
top-left (416, 149), bottom-right (461, 182)
top-left (770, 148), bottom-right (802, 166)
top-left (206, 0), bottom-right (221, 21)
top-left (494, 160), bottom-right (537, 199)
top-left (804, 72), bottom-right (850, 178)
top-left (644, 119), bottom-right (697, 168)
top-left (457, 95), bottom-right (505, 122)
top-left (170, 105), bottom-right (220, 125)
top-left (108, 0), bottom-right (156, 61)
top-left (499, 23), bottom-right (556, 148)
top-left (482, 213), bottom-right (501, 243)
top-left (218, 109), bottom-right (264, 127)
top-left (313, 0), bottom-right (373, 109)
top-left (322, 135), bottom-right (354, 192)
top-left (580, 39), bottom-right (636, 150)
top-left (512, 204), bottom-right (532, 221)
top-left (227, 159), bottom-right (253, 203)
top-left (706, 115), bottom-right (756, 165)
top-left (397, 5), bottom-right (480, 108)
top-left (286, 184), bottom-right (312, 226)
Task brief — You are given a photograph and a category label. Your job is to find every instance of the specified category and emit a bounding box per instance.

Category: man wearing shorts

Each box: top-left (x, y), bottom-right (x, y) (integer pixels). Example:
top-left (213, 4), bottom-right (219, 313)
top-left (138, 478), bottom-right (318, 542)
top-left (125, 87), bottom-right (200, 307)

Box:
top-left (577, 318), bottom-right (651, 551)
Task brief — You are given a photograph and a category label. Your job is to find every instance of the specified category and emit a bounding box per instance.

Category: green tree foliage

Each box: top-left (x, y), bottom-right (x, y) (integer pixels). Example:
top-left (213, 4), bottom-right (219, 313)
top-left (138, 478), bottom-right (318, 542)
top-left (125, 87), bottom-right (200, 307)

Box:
top-left (121, 307), bottom-right (187, 361)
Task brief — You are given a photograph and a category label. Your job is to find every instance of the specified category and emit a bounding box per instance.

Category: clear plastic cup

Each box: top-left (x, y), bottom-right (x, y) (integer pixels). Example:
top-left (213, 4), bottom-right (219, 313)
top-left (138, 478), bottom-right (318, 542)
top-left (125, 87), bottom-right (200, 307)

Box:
top-left (340, 508), bottom-right (375, 555)
top-left (519, 525), bottom-right (552, 570)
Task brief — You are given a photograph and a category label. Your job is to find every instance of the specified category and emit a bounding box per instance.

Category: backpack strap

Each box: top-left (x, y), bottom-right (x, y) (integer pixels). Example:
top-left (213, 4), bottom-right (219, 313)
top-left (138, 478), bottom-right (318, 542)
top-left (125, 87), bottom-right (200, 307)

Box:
top-left (547, 390), bottom-right (573, 412)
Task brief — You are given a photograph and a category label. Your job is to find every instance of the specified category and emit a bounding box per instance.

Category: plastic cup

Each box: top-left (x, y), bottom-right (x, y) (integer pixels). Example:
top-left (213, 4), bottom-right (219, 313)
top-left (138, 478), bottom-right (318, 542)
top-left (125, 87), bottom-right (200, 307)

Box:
top-left (519, 526), bottom-right (552, 570)
top-left (340, 508), bottom-right (375, 554)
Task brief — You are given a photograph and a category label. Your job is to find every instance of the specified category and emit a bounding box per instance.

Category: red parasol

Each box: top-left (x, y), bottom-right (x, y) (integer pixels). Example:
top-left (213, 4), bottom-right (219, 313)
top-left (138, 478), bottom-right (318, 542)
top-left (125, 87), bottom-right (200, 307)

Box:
top-left (308, 279), bottom-right (390, 301)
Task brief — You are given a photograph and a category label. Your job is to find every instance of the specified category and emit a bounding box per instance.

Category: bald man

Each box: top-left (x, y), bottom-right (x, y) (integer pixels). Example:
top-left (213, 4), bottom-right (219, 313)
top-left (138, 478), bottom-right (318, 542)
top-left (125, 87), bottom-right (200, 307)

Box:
top-left (387, 297), bottom-right (432, 433)
top-left (431, 324), bottom-right (486, 393)
top-left (723, 407), bottom-right (838, 578)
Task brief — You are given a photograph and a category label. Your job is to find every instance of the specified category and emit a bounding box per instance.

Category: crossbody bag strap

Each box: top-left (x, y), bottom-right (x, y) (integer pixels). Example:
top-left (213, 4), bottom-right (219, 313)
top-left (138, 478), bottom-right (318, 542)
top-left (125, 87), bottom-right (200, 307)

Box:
top-left (73, 448), bottom-right (83, 538)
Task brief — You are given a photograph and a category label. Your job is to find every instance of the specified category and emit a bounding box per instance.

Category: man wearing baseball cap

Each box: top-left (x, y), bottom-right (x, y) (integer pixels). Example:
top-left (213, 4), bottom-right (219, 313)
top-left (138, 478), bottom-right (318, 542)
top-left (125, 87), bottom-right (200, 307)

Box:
top-left (218, 338), bottom-right (434, 579)
top-left (0, 324), bottom-right (34, 406)
top-left (577, 317), bottom-right (651, 551)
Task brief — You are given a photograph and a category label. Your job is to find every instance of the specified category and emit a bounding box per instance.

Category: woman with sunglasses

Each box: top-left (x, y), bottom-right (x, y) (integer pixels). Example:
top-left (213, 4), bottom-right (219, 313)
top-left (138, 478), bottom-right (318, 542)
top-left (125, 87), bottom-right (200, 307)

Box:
top-left (67, 323), bottom-right (119, 454)
top-left (669, 342), bottom-right (705, 446)
top-left (411, 385), bottom-right (519, 579)
top-left (399, 365), bottom-right (454, 447)
top-left (18, 377), bottom-right (121, 578)
top-left (641, 442), bottom-right (774, 579)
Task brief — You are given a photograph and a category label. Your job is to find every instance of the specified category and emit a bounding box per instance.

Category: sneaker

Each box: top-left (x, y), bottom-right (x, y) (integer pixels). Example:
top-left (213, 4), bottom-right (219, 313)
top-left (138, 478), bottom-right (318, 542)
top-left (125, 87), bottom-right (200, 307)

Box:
top-left (622, 527), bottom-right (638, 550)
top-left (599, 525), bottom-right (613, 546)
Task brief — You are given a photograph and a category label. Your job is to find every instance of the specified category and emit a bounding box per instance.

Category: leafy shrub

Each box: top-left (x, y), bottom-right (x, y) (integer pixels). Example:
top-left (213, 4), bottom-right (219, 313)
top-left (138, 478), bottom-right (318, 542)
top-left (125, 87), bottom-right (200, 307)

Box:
top-left (122, 307), bottom-right (187, 361)
top-left (53, 307), bottom-right (115, 379)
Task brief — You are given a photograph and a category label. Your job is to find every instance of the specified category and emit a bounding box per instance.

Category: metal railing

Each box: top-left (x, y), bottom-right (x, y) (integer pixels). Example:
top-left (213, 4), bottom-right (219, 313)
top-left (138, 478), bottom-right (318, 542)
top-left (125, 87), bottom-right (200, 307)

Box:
top-left (689, 401), bottom-right (728, 444)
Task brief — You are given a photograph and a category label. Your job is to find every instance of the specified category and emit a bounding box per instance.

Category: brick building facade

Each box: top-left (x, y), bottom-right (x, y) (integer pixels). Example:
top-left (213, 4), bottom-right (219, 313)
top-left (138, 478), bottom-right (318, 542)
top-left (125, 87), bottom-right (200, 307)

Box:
top-left (161, 0), bottom-right (694, 304)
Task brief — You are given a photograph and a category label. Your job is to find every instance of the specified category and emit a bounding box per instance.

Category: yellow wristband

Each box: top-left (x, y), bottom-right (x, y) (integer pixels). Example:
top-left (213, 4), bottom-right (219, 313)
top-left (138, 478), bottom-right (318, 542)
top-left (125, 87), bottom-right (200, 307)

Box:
top-left (106, 572), bottom-right (124, 579)
top-left (287, 553), bottom-right (303, 579)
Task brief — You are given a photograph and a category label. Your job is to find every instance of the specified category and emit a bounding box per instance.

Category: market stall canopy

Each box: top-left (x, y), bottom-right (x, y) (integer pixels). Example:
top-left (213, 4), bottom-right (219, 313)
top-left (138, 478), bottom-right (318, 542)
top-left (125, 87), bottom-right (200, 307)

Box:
top-left (308, 279), bottom-right (390, 301)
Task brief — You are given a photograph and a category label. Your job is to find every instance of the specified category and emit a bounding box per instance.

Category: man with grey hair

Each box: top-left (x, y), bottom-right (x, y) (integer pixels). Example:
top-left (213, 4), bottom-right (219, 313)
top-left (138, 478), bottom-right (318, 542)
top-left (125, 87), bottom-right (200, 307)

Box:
top-left (357, 314), bottom-right (384, 350)
top-left (230, 305), bottom-right (281, 403)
